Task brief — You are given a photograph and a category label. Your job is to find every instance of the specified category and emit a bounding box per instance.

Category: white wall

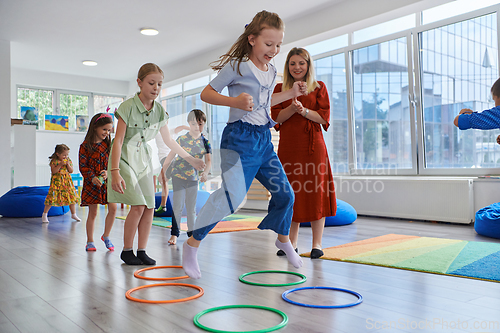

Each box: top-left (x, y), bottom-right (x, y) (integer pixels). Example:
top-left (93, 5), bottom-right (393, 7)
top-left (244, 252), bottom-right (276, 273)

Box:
top-left (0, 40), bottom-right (12, 196)
top-left (9, 68), bottom-right (130, 187)
top-left (12, 125), bottom-right (36, 186)
top-left (36, 131), bottom-right (86, 167)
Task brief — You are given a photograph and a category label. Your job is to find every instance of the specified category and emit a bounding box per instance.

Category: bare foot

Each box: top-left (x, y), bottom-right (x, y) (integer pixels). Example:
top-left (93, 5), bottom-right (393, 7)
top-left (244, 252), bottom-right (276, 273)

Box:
top-left (168, 235), bottom-right (177, 245)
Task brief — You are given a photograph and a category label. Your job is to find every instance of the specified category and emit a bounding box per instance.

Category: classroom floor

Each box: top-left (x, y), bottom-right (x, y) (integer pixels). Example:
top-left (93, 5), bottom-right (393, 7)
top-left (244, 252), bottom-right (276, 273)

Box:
top-left (0, 206), bottom-right (499, 333)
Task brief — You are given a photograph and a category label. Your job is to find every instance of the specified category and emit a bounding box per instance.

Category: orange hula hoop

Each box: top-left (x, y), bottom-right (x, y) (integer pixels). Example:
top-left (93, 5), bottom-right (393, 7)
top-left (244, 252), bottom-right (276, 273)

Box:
top-left (134, 265), bottom-right (189, 281)
top-left (125, 283), bottom-right (204, 304)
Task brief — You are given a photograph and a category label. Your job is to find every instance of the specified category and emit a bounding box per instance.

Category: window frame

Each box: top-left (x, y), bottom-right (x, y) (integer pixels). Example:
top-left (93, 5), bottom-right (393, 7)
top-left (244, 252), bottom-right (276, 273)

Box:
top-left (17, 85), bottom-right (125, 131)
top-left (159, 3), bottom-right (500, 178)
top-left (313, 30), bottom-right (418, 176)
top-left (413, 6), bottom-right (500, 176)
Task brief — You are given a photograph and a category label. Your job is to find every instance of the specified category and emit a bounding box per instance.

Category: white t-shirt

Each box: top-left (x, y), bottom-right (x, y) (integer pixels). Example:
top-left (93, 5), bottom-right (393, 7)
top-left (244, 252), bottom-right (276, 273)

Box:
top-left (242, 60), bottom-right (274, 126)
top-left (155, 132), bottom-right (171, 161)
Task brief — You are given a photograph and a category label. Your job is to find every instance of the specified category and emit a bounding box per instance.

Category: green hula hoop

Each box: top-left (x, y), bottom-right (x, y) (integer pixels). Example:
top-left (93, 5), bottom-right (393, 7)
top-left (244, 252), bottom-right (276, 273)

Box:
top-left (238, 270), bottom-right (307, 287)
top-left (193, 304), bottom-right (288, 333)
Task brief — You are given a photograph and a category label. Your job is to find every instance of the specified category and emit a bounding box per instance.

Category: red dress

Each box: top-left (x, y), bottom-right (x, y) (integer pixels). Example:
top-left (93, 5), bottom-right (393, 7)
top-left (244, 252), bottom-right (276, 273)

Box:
top-left (79, 141), bottom-right (110, 206)
top-left (271, 81), bottom-right (336, 222)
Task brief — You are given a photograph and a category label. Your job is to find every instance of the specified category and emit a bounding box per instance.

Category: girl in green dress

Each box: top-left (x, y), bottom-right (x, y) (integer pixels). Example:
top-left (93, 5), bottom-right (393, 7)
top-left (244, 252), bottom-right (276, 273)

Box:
top-left (108, 63), bottom-right (205, 265)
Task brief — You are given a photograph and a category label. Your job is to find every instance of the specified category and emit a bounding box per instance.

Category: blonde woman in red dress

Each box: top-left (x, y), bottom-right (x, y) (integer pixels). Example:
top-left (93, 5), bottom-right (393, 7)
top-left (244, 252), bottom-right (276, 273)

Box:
top-left (271, 47), bottom-right (336, 259)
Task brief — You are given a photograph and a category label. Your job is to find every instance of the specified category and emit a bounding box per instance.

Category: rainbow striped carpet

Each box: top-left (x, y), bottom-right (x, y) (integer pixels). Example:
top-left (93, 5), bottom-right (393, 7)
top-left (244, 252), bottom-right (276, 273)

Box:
top-left (117, 214), bottom-right (263, 234)
top-left (305, 234), bottom-right (500, 283)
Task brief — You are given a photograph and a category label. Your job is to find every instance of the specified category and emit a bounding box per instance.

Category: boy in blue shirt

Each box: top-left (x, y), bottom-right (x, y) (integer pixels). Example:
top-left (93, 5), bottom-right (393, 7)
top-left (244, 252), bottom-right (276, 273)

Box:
top-left (162, 109), bottom-right (212, 245)
top-left (454, 78), bottom-right (500, 132)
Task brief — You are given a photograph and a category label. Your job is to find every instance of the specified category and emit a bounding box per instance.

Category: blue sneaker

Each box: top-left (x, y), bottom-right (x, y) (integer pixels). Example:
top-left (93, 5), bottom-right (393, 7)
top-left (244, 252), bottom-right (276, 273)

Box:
top-left (101, 236), bottom-right (114, 251)
top-left (85, 243), bottom-right (96, 252)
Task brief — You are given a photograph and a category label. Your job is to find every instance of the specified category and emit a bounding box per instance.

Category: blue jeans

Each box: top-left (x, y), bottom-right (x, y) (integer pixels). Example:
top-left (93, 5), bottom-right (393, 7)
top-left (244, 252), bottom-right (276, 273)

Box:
top-left (192, 121), bottom-right (294, 241)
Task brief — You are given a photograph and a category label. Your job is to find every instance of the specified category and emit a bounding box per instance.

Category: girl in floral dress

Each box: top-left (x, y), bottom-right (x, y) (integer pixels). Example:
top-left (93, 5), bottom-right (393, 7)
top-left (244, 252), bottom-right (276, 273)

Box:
top-left (42, 144), bottom-right (81, 223)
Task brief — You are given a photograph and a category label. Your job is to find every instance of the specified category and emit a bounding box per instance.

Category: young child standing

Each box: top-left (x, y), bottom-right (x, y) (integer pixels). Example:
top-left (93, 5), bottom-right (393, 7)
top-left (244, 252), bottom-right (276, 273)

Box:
top-left (162, 109), bottom-right (211, 245)
top-left (108, 63), bottom-right (205, 265)
top-left (182, 10), bottom-right (307, 279)
top-left (79, 113), bottom-right (117, 252)
top-left (42, 144), bottom-right (81, 223)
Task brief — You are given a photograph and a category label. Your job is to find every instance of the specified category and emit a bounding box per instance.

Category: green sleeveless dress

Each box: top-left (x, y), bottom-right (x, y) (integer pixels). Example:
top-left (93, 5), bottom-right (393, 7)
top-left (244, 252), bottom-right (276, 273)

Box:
top-left (107, 93), bottom-right (168, 208)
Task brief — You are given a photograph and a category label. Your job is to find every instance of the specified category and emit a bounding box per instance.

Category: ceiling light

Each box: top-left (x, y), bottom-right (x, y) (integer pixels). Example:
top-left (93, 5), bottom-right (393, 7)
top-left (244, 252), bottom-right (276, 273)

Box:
top-left (140, 28), bottom-right (159, 36)
top-left (82, 60), bottom-right (97, 66)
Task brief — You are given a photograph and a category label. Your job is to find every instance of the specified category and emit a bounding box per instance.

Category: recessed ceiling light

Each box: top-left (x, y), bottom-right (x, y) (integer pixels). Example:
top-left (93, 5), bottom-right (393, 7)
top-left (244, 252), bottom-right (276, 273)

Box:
top-left (82, 60), bottom-right (97, 66)
top-left (140, 28), bottom-right (159, 36)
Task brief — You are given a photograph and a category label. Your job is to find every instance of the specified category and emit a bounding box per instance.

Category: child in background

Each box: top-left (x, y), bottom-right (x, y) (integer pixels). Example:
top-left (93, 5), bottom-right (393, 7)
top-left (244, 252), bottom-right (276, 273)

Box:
top-left (182, 10), bottom-right (307, 279)
top-left (108, 63), bottom-right (205, 265)
top-left (162, 109), bottom-right (211, 245)
top-left (454, 78), bottom-right (500, 132)
top-left (79, 113), bottom-right (117, 252)
top-left (42, 144), bottom-right (81, 223)
top-left (154, 124), bottom-right (189, 215)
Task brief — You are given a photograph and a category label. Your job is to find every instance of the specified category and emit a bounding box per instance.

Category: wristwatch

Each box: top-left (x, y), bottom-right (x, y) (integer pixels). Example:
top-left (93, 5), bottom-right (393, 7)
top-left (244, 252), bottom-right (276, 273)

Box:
top-left (303, 108), bottom-right (309, 118)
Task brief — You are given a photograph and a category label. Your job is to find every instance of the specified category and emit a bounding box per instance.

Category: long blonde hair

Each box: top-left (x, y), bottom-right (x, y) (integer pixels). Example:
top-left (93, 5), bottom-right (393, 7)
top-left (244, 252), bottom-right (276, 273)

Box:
top-left (210, 10), bottom-right (284, 75)
top-left (282, 47), bottom-right (319, 94)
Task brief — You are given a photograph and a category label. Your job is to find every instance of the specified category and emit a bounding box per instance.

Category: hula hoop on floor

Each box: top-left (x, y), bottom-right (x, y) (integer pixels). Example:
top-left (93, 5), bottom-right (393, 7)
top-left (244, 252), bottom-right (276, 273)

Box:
top-left (282, 286), bottom-right (363, 308)
top-left (125, 283), bottom-right (204, 304)
top-left (238, 270), bottom-right (307, 287)
top-left (193, 304), bottom-right (288, 333)
top-left (134, 265), bottom-right (189, 281)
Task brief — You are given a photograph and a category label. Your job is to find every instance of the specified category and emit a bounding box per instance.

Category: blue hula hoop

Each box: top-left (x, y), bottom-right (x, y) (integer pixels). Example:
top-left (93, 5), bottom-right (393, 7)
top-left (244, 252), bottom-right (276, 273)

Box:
top-left (282, 286), bottom-right (363, 309)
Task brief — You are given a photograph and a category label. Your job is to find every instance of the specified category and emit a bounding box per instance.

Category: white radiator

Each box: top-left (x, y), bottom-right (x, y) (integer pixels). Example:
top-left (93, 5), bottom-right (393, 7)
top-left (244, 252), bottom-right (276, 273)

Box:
top-left (334, 177), bottom-right (474, 224)
top-left (36, 165), bottom-right (51, 186)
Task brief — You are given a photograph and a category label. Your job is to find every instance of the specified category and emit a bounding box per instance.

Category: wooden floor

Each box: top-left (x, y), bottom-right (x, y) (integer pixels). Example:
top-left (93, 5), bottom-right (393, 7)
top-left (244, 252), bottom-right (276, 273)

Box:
top-left (1, 206), bottom-right (500, 333)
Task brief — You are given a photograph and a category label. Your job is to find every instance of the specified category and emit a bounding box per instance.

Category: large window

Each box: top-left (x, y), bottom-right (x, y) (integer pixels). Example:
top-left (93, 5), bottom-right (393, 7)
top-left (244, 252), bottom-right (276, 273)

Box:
top-left (59, 92), bottom-right (89, 129)
top-left (163, 95), bottom-right (183, 122)
top-left (94, 95), bottom-right (123, 114)
top-left (352, 37), bottom-right (413, 170)
top-left (17, 87), bottom-right (53, 128)
top-left (163, 3), bottom-right (500, 176)
top-left (210, 88), bottom-right (230, 176)
top-left (185, 92), bottom-right (203, 114)
top-left (420, 13), bottom-right (499, 169)
top-left (17, 87), bottom-right (124, 130)
top-left (315, 53), bottom-right (349, 174)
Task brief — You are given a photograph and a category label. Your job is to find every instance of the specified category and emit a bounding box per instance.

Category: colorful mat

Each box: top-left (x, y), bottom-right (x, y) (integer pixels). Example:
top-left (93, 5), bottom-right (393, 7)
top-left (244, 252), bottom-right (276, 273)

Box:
top-left (304, 234), bottom-right (500, 283)
top-left (117, 214), bottom-right (263, 234)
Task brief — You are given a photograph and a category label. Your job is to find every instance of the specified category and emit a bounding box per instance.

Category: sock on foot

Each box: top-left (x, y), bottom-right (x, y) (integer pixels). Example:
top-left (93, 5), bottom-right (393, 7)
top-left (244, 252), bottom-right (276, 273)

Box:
top-left (101, 236), bottom-right (114, 251)
top-left (71, 214), bottom-right (81, 222)
top-left (276, 248), bottom-right (298, 256)
top-left (120, 250), bottom-right (143, 265)
top-left (182, 241), bottom-right (201, 279)
top-left (42, 213), bottom-right (49, 223)
top-left (136, 250), bottom-right (156, 265)
top-left (275, 239), bottom-right (303, 268)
